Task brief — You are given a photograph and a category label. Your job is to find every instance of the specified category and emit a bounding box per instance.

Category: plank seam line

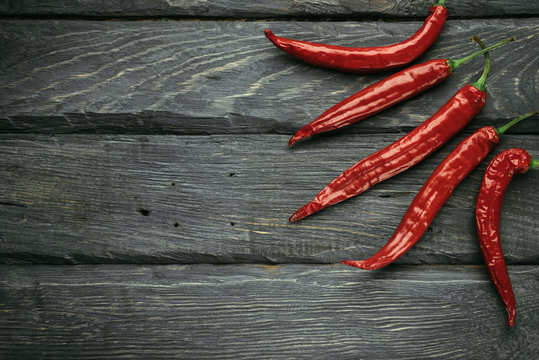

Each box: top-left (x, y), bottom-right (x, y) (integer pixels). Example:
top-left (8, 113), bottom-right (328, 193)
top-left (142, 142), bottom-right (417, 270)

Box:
top-left (1, 14), bottom-right (539, 22)
top-left (0, 131), bottom-right (538, 136)
top-left (0, 263), bottom-right (537, 267)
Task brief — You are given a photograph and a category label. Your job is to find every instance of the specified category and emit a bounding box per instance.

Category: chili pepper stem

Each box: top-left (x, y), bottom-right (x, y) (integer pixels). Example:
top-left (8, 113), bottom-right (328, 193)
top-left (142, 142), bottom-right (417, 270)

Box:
top-left (469, 36), bottom-right (490, 92)
top-left (496, 111), bottom-right (539, 135)
top-left (434, 0), bottom-right (445, 6)
top-left (530, 159), bottom-right (539, 169)
top-left (446, 37), bottom-right (515, 74)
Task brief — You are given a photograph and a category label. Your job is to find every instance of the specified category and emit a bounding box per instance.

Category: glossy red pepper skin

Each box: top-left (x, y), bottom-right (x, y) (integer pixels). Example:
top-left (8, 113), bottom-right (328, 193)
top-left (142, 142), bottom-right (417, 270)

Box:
top-left (475, 148), bottom-right (531, 327)
top-left (289, 59), bottom-right (452, 146)
top-left (342, 126), bottom-right (500, 270)
top-left (265, 5), bottom-right (448, 73)
top-left (289, 84), bottom-right (486, 222)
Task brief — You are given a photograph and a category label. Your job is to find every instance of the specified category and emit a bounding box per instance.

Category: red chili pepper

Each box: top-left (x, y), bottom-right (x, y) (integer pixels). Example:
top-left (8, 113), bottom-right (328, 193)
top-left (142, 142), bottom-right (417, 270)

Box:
top-left (476, 146), bottom-right (539, 327)
top-left (341, 112), bottom-right (538, 271)
top-left (288, 37), bottom-right (514, 147)
top-left (289, 36), bottom-right (503, 222)
top-left (265, 0), bottom-right (448, 73)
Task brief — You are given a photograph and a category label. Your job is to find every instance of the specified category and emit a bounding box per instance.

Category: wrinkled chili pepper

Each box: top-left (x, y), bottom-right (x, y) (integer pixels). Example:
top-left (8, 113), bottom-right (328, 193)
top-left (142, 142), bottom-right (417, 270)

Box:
top-left (288, 37), bottom-right (514, 147)
top-left (476, 144), bottom-right (539, 327)
top-left (265, 0), bottom-right (448, 73)
top-left (341, 111), bottom-right (538, 271)
top-left (289, 36), bottom-right (502, 222)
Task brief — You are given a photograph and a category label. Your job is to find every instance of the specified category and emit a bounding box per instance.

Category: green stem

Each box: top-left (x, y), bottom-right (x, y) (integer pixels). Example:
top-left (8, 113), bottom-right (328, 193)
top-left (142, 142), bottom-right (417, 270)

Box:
top-left (530, 158), bottom-right (539, 169)
top-left (496, 111), bottom-right (539, 135)
top-left (446, 37), bottom-right (515, 74)
top-left (434, 0), bottom-right (445, 6)
top-left (468, 36), bottom-right (490, 91)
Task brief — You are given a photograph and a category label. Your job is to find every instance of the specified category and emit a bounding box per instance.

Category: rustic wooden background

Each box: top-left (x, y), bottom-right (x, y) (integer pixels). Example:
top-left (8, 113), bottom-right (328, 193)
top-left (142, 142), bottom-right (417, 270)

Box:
top-left (1, 1), bottom-right (538, 358)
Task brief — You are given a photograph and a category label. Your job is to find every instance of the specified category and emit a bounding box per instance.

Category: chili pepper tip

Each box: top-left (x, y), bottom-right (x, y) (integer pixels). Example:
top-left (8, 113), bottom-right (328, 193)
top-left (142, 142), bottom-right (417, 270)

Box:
top-left (289, 200), bottom-right (323, 221)
top-left (289, 208), bottom-right (306, 222)
top-left (340, 260), bottom-right (364, 268)
top-left (341, 260), bottom-right (380, 270)
top-left (264, 29), bottom-right (274, 39)
top-left (507, 309), bottom-right (516, 327)
top-left (289, 135), bottom-right (301, 147)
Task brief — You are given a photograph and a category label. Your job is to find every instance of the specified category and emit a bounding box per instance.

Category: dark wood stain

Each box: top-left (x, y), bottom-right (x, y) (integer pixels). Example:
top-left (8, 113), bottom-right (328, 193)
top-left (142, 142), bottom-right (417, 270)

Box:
top-left (0, 1), bottom-right (538, 358)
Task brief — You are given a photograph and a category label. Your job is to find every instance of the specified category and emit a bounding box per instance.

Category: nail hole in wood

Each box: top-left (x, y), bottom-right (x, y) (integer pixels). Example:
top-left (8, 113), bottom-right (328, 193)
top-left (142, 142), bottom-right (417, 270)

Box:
top-left (137, 208), bottom-right (150, 216)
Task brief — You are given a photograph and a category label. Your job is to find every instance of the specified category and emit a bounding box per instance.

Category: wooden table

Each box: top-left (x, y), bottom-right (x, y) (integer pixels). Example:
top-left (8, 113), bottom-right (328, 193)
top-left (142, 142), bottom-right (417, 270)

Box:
top-left (1, 1), bottom-right (538, 358)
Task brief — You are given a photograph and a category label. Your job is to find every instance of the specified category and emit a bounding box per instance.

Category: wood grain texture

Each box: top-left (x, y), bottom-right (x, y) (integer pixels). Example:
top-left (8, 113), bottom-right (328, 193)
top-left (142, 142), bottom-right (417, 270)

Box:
top-left (1, 1), bottom-right (538, 358)
top-left (1, 0), bottom-right (539, 18)
top-left (0, 19), bottom-right (537, 135)
top-left (0, 264), bottom-right (538, 359)
top-left (1, 134), bottom-right (538, 265)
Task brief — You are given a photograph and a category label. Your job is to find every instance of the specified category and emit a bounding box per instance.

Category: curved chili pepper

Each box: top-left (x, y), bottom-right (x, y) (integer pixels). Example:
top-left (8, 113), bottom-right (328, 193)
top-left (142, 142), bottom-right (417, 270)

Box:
top-left (341, 111), bottom-right (538, 271)
top-left (289, 36), bottom-right (502, 222)
top-left (265, 0), bottom-right (448, 73)
top-left (476, 149), bottom-right (529, 327)
top-left (476, 146), bottom-right (539, 327)
top-left (288, 37), bottom-right (514, 147)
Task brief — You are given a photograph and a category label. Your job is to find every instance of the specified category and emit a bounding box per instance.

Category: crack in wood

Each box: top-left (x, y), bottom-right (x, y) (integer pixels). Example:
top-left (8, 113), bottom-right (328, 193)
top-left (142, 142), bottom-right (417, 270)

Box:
top-left (0, 201), bottom-right (28, 208)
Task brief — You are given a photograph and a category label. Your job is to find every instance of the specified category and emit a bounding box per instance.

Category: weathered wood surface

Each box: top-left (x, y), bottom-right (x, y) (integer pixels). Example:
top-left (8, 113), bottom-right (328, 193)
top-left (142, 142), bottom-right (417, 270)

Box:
top-left (1, 19), bottom-right (537, 135)
top-left (0, 264), bottom-right (538, 359)
top-left (1, 0), bottom-right (538, 357)
top-left (1, 134), bottom-right (538, 265)
top-left (1, 0), bottom-right (539, 18)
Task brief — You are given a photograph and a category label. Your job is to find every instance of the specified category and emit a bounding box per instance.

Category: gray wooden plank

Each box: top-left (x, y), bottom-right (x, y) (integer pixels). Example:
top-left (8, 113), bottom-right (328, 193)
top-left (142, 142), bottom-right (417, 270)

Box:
top-left (1, 0), bottom-right (538, 18)
top-left (1, 134), bottom-right (538, 265)
top-left (0, 264), bottom-right (538, 359)
top-left (0, 19), bottom-right (537, 135)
